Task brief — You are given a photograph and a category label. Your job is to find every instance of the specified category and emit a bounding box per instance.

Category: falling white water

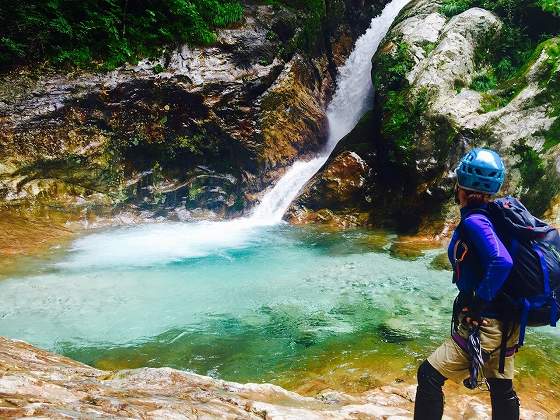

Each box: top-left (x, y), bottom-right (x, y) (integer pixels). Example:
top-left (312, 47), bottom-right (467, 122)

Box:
top-left (56, 0), bottom-right (410, 269)
top-left (249, 0), bottom-right (410, 224)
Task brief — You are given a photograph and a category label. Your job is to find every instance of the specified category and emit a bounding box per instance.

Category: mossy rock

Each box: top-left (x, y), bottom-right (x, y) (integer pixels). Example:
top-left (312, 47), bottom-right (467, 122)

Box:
top-left (430, 252), bottom-right (452, 271)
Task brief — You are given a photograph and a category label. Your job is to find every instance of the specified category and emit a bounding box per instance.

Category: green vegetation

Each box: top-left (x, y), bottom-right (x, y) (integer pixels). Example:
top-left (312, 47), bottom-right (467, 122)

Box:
top-left (470, 71), bottom-right (497, 91)
top-left (512, 142), bottom-right (546, 188)
top-left (539, 0), bottom-right (560, 15)
top-left (479, 93), bottom-right (509, 112)
top-left (381, 89), bottom-right (430, 166)
top-left (439, 0), bottom-right (472, 17)
top-left (0, 0), bottom-right (335, 69)
top-left (538, 38), bottom-right (560, 150)
top-left (441, 0), bottom-right (560, 113)
top-left (286, 0), bottom-right (326, 52)
top-left (174, 134), bottom-right (206, 156)
top-left (544, 118), bottom-right (560, 150)
top-left (373, 42), bottom-right (414, 92)
top-left (0, 0), bottom-right (243, 70)
top-left (478, 38), bottom-right (559, 112)
top-left (188, 185), bottom-right (203, 201)
top-left (265, 0), bottom-right (328, 57)
top-left (440, 0), bottom-right (556, 19)
top-left (372, 40), bottom-right (429, 168)
top-left (511, 141), bottom-right (560, 216)
top-left (109, 125), bottom-right (223, 170)
top-left (422, 42), bottom-right (437, 56)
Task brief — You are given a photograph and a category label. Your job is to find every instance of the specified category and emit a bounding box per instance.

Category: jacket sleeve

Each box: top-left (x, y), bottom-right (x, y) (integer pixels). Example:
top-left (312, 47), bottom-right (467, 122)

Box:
top-left (462, 214), bottom-right (513, 302)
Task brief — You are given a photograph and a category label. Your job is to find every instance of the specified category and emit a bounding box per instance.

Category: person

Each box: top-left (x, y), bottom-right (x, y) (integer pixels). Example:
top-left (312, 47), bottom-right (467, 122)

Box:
top-left (414, 148), bottom-right (521, 420)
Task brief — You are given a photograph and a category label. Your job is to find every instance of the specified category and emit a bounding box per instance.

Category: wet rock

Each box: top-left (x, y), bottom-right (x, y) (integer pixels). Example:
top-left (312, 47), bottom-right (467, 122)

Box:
top-left (290, 0), bottom-right (560, 230)
top-left (388, 235), bottom-right (442, 260)
top-left (258, 54), bottom-right (331, 169)
top-left (0, 1), bottom-right (389, 221)
top-left (376, 319), bottom-right (417, 343)
top-left (286, 108), bottom-right (381, 228)
top-left (297, 151), bottom-right (370, 209)
top-left (0, 337), bottom-right (550, 419)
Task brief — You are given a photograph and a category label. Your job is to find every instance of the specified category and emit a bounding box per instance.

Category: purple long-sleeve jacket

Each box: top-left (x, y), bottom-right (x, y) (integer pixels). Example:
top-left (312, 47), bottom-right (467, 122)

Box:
top-left (448, 205), bottom-right (514, 304)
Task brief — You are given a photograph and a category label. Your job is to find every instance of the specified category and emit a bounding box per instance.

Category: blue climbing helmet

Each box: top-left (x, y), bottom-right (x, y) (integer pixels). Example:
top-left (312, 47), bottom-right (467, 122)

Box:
top-left (456, 148), bottom-right (505, 194)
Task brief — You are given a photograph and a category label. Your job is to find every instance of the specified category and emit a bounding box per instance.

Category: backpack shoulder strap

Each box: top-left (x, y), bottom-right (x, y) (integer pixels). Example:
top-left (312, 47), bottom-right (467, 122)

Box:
top-left (457, 207), bottom-right (493, 239)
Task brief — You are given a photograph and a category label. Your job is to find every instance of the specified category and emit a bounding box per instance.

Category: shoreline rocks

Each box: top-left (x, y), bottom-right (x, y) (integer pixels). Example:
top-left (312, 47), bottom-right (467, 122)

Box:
top-left (0, 336), bottom-right (550, 419)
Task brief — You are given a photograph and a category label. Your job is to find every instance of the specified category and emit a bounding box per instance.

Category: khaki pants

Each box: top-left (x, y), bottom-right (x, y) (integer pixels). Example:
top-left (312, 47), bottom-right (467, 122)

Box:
top-left (428, 317), bottom-right (520, 383)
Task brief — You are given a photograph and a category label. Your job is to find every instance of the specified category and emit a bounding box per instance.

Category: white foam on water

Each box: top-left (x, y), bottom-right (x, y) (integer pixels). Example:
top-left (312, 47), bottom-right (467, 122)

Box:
top-left (59, 0), bottom-right (410, 269)
top-left (59, 219), bottom-right (260, 268)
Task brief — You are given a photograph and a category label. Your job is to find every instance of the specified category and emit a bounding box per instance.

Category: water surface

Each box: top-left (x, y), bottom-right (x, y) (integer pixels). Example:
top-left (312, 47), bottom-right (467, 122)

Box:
top-left (1, 223), bottom-right (558, 401)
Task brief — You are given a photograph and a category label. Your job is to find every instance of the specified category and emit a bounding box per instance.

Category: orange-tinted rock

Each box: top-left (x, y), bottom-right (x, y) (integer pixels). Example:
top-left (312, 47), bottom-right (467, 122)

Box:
top-left (0, 336), bottom-right (551, 418)
top-left (259, 54), bottom-right (331, 169)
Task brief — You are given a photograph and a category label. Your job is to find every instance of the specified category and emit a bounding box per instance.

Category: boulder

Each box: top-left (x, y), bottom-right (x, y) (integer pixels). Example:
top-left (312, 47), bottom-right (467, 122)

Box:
top-left (289, 0), bottom-right (560, 231)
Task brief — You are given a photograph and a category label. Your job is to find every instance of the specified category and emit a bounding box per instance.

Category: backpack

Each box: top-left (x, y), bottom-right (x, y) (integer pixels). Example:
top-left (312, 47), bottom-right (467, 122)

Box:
top-left (464, 196), bottom-right (560, 347)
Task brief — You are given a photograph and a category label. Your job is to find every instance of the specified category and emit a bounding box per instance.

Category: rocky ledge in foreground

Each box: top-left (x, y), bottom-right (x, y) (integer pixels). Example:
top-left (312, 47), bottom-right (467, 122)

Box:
top-left (0, 337), bottom-right (548, 419)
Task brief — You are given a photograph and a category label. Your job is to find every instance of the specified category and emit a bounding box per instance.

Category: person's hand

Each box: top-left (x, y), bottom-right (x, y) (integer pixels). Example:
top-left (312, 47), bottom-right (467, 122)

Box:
top-left (461, 306), bottom-right (489, 326)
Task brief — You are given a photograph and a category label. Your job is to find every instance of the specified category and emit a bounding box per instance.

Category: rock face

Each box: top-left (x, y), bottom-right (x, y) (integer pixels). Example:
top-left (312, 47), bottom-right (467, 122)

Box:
top-left (0, 337), bottom-right (548, 419)
top-left (287, 150), bottom-right (372, 227)
top-left (0, 0), bottom-right (388, 222)
top-left (287, 0), bottom-right (560, 231)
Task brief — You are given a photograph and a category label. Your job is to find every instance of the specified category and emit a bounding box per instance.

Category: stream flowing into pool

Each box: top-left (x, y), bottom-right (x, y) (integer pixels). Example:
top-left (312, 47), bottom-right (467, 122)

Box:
top-left (0, 0), bottom-right (559, 402)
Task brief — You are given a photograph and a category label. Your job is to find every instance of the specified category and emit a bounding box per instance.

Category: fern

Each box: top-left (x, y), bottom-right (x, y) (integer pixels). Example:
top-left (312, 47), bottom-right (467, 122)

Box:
top-left (0, 0), bottom-right (244, 69)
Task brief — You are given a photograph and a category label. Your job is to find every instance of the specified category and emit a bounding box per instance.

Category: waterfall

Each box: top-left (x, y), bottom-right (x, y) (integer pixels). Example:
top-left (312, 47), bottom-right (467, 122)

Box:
top-left (57, 0), bottom-right (410, 269)
top-left (249, 0), bottom-right (410, 224)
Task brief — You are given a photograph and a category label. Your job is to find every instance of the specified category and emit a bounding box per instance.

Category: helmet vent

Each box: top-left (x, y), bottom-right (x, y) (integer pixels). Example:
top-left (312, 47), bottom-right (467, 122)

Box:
top-left (455, 148), bottom-right (505, 194)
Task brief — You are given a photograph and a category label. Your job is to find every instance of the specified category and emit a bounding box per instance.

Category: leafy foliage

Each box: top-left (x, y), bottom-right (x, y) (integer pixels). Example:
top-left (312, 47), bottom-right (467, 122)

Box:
top-left (381, 89), bottom-right (430, 166)
top-left (480, 93), bottom-right (509, 112)
top-left (539, 0), bottom-right (560, 15)
top-left (267, 0), bottom-right (327, 55)
top-left (542, 39), bottom-right (560, 149)
top-left (512, 142), bottom-right (546, 187)
top-left (373, 42), bottom-right (414, 92)
top-left (440, 0), bottom-right (559, 19)
top-left (289, 0), bottom-right (326, 52)
top-left (440, 0), bottom-right (559, 80)
top-left (439, 0), bottom-right (559, 115)
top-left (511, 141), bottom-right (560, 216)
top-left (440, 0), bottom-right (472, 17)
top-left (0, 0), bottom-right (243, 70)
top-left (470, 71), bottom-right (497, 91)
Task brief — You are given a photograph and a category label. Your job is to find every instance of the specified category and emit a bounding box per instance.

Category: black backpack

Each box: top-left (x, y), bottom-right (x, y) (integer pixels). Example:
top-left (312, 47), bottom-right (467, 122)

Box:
top-left (466, 196), bottom-right (560, 347)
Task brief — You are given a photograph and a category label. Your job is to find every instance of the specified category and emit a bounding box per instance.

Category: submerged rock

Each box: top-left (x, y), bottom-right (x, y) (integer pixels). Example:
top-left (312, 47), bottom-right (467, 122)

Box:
top-left (0, 337), bottom-right (549, 419)
top-left (377, 318), bottom-right (417, 343)
top-left (430, 252), bottom-right (453, 271)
